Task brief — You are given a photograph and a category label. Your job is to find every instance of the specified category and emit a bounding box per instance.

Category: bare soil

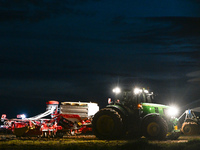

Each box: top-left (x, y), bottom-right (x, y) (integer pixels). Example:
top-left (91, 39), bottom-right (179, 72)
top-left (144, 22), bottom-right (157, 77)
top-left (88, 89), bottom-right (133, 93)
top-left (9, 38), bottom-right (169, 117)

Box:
top-left (1, 134), bottom-right (200, 142)
top-left (1, 134), bottom-right (200, 150)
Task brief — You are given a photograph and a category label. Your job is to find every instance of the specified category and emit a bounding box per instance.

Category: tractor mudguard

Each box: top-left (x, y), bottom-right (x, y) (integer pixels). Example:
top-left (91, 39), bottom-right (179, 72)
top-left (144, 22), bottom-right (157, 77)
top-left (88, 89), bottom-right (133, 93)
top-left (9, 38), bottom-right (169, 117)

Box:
top-left (92, 108), bottom-right (125, 139)
top-left (106, 104), bottom-right (129, 118)
top-left (141, 113), bottom-right (160, 125)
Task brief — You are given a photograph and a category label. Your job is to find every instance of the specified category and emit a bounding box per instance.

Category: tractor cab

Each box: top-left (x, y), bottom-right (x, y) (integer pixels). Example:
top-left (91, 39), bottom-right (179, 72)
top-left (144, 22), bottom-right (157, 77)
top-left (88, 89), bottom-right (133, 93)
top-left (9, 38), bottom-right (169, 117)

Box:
top-left (112, 87), bottom-right (153, 108)
top-left (124, 88), bottom-right (153, 103)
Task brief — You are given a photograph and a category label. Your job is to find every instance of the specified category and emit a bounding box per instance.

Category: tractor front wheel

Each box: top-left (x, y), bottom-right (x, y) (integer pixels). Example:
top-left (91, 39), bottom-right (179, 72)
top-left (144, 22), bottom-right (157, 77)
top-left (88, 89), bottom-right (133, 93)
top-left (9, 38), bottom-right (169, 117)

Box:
top-left (92, 108), bottom-right (124, 140)
top-left (142, 115), bottom-right (167, 140)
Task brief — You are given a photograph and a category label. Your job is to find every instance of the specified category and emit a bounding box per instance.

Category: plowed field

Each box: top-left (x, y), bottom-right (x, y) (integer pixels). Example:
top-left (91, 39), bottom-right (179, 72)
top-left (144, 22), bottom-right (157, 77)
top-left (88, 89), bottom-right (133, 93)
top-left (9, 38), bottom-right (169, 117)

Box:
top-left (0, 134), bottom-right (200, 150)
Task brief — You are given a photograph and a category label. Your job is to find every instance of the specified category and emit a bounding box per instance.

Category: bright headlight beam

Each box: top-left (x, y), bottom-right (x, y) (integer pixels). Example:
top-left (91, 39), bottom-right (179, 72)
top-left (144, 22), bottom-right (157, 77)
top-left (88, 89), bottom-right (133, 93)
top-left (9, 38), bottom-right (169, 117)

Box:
top-left (167, 106), bottom-right (179, 117)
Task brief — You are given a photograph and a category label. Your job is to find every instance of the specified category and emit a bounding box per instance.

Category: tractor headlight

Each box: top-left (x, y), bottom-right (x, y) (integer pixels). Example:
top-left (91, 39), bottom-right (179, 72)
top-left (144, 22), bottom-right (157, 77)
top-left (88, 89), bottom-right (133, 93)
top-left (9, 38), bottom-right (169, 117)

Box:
top-left (166, 106), bottom-right (179, 117)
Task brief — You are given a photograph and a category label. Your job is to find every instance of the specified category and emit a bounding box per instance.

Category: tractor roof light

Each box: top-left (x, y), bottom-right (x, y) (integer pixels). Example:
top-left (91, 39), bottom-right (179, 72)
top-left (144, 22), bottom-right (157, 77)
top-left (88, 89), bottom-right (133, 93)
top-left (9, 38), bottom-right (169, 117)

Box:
top-left (144, 89), bottom-right (149, 93)
top-left (134, 88), bottom-right (142, 95)
top-left (112, 87), bottom-right (121, 94)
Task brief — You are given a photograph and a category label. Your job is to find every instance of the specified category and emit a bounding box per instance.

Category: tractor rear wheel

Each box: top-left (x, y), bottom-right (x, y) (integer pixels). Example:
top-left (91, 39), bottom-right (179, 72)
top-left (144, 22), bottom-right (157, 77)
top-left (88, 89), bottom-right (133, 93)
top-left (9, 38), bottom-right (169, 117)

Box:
top-left (92, 108), bottom-right (124, 140)
top-left (142, 115), bottom-right (168, 140)
top-left (182, 122), bottom-right (199, 135)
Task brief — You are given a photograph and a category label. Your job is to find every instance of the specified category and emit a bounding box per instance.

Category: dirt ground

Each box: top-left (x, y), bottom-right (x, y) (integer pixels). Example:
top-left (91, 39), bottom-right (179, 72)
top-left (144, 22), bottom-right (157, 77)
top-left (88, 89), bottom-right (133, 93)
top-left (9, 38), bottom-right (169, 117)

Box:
top-left (1, 134), bottom-right (200, 150)
top-left (0, 134), bottom-right (200, 142)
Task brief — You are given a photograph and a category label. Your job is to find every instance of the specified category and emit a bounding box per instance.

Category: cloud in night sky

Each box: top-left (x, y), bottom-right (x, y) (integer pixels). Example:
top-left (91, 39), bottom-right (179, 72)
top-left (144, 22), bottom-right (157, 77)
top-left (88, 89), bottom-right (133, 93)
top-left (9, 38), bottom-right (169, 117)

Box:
top-left (1, 0), bottom-right (200, 22)
top-left (1, 0), bottom-right (200, 116)
top-left (0, 0), bottom-right (99, 22)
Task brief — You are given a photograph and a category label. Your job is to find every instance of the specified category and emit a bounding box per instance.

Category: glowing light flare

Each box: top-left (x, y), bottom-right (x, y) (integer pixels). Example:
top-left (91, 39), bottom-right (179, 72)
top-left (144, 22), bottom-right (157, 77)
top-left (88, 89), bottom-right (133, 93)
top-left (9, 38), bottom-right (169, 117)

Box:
top-left (134, 88), bottom-right (142, 94)
top-left (21, 114), bottom-right (26, 119)
top-left (112, 87), bottom-right (121, 94)
top-left (166, 106), bottom-right (179, 117)
top-left (144, 89), bottom-right (149, 93)
top-left (17, 114), bottom-right (26, 119)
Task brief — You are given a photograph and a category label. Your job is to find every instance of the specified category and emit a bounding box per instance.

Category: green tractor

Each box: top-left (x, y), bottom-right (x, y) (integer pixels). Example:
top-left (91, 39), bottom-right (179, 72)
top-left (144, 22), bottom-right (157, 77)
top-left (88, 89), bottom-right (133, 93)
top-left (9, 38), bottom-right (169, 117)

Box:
top-left (92, 87), bottom-right (181, 140)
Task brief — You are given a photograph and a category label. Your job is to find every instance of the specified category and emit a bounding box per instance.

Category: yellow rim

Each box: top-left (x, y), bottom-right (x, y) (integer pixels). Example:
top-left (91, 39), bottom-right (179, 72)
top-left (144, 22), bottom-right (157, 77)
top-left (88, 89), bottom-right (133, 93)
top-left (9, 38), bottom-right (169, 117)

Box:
top-left (147, 122), bottom-right (160, 136)
top-left (96, 115), bottom-right (114, 136)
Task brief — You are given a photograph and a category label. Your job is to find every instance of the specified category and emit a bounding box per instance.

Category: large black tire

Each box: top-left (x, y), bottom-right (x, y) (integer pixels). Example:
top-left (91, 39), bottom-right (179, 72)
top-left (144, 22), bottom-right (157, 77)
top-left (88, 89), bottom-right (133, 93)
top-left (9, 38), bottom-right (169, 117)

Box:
top-left (182, 122), bottom-right (199, 135)
top-left (92, 108), bottom-right (125, 140)
top-left (142, 115), bottom-right (168, 140)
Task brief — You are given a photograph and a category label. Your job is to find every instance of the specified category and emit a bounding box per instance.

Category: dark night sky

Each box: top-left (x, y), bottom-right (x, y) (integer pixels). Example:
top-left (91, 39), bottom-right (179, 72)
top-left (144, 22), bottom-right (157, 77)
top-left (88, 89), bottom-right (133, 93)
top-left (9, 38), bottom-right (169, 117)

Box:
top-left (1, 0), bottom-right (200, 117)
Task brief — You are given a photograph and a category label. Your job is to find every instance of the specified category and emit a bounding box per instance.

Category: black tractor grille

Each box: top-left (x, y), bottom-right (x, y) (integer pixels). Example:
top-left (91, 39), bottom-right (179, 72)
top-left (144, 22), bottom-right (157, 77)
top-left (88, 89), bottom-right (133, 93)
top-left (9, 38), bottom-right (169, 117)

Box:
top-left (155, 107), bottom-right (159, 113)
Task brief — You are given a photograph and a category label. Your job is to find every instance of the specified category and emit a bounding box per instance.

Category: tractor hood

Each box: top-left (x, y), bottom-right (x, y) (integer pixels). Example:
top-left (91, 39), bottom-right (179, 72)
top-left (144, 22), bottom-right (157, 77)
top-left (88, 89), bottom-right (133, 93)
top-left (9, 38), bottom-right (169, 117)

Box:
top-left (141, 103), bottom-right (179, 118)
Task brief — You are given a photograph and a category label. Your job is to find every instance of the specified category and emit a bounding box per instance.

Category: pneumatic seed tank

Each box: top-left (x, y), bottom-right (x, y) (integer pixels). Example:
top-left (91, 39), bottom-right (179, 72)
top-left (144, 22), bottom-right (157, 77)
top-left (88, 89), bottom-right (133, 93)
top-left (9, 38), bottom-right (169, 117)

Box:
top-left (1, 100), bottom-right (99, 137)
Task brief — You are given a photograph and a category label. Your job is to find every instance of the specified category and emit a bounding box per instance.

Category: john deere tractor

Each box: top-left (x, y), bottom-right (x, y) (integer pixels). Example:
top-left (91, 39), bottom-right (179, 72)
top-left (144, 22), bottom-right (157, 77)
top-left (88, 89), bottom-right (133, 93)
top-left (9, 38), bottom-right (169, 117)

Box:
top-left (92, 87), bottom-right (181, 140)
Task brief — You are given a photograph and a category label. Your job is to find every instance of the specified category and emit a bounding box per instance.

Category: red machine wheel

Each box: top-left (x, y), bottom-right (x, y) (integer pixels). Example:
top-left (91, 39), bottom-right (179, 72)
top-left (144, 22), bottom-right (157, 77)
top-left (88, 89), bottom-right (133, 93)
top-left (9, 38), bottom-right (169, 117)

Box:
top-left (182, 122), bottom-right (199, 135)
